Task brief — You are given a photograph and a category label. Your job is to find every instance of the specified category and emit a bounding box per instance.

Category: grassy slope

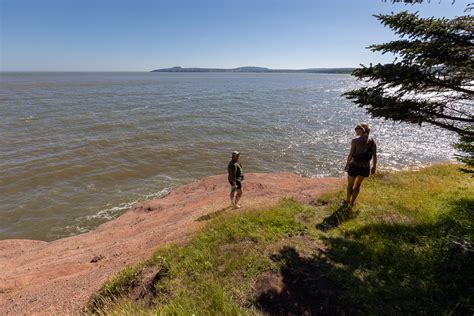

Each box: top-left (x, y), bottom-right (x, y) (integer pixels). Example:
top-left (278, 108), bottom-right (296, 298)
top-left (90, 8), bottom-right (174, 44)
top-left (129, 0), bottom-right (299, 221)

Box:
top-left (87, 164), bottom-right (473, 315)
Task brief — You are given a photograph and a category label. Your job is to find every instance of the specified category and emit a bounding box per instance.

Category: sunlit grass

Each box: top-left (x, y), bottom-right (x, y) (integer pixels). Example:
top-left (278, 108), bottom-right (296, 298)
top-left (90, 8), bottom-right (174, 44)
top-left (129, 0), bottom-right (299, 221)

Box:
top-left (88, 164), bottom-right (473, 315)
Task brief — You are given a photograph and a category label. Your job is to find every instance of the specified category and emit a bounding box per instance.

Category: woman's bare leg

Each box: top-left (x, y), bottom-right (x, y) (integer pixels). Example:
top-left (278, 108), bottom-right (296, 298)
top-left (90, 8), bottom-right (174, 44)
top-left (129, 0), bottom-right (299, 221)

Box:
top-left (350, 176), bottom-right (365, 206)
top-left (346, 176), bottom-right (356, 204)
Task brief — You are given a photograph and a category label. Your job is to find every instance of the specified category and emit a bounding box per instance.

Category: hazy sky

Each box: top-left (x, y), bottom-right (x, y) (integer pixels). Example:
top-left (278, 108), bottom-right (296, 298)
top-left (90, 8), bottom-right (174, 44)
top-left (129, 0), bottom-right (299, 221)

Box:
top-left (0, 0), bottom-right (470, 71)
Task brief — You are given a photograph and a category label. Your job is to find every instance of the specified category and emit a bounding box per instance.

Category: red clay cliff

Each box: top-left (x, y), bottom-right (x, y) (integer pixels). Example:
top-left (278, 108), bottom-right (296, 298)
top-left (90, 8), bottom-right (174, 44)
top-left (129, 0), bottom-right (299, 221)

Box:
top-left (0, 173), bottom-right (342, 315)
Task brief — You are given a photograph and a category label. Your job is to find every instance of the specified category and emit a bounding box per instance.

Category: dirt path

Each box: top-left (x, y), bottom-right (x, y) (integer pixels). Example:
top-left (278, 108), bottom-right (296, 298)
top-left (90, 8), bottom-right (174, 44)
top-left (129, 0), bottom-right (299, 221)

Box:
top-left (0, 173), bottom-right (343, 315)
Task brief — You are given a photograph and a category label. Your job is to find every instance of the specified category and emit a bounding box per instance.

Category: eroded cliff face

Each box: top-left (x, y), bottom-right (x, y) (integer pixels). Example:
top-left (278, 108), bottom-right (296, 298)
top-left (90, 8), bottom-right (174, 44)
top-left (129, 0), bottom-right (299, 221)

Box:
top-left (0, 173), bottom-right (342, 315)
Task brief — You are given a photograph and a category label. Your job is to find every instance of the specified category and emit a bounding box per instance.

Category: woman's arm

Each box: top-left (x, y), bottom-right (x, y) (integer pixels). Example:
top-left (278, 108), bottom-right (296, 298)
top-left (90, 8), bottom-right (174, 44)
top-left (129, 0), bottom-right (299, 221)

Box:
top-left (345, 140), bottom-right (356, 172)
top-left (371, 142), bottom-right (377, 175)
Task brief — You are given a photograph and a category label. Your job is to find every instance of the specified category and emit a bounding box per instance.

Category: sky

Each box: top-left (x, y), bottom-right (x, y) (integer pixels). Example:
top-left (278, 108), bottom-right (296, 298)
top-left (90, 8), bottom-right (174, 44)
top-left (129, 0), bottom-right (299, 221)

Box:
top-left (0, 0), bottom-right (470, 71)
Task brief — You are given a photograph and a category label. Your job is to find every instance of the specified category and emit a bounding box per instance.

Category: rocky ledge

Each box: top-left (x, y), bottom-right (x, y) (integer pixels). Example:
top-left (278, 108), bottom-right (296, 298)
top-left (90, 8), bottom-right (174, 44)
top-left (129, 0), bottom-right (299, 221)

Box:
top-left (0, 173), bottom-right (342, 315)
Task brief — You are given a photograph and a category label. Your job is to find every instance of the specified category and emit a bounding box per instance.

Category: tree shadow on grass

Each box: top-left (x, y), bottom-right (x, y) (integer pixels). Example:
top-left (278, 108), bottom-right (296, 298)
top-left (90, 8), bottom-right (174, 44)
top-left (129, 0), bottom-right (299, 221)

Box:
top-left (256, 246), bottom-right (362, 315)
top-left (256, 198), bottom-right (474, 315)
top-left (316, 204), bottom-right (359, 231)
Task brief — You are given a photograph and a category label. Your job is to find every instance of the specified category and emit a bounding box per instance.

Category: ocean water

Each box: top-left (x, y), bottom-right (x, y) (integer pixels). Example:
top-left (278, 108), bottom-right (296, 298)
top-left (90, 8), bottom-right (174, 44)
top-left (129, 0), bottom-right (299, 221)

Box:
top-left (0, 72), bottom-right (457, 241)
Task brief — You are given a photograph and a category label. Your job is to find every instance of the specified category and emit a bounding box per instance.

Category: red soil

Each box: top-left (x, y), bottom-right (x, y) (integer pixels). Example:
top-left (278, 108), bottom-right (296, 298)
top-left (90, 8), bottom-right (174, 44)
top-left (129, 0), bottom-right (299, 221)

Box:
top-left (0, 173), bottom-right (343, 315)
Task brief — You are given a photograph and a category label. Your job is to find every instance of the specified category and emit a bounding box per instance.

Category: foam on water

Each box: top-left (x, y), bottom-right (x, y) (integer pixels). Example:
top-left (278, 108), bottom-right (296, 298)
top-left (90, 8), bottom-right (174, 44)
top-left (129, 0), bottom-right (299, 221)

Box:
top-left (54, 188), bottom-right (171, 238)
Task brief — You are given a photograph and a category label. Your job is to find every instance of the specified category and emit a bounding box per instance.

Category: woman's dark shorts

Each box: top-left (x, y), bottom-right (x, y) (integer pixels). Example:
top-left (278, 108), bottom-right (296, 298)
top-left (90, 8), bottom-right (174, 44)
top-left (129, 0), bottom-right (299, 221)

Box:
top-left (348, 163), bottom-right (370, 178)
top-left (228, 179), bottom-right (242, 189)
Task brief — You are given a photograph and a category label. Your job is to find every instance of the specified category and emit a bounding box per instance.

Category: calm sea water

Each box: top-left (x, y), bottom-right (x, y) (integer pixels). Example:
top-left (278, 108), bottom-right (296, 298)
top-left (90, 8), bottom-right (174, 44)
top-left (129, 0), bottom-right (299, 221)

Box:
top-left (0, 72), bottom-right (457, 241)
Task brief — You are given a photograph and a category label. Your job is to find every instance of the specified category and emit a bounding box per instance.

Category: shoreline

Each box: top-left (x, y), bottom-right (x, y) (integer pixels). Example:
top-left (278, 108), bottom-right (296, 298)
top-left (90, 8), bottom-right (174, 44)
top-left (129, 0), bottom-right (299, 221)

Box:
top-left (0, 172), bottom-right (343, 314)
top-left (0, 161), bottom-right (457, 242)
top-left (4, 160), bottom-right (458, 243)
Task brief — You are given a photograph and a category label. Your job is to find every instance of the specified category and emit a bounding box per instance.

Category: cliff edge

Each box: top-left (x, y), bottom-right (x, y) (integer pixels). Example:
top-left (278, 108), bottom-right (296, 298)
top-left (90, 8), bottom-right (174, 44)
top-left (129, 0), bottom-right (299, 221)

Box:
top-left (0, 173), bottom-right (342, 314)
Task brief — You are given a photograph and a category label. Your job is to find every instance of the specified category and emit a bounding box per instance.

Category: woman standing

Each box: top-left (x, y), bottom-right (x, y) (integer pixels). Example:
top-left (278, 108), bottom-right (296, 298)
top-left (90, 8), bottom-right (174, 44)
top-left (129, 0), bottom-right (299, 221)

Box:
top-left (344, 123), bottom-right (377, 207)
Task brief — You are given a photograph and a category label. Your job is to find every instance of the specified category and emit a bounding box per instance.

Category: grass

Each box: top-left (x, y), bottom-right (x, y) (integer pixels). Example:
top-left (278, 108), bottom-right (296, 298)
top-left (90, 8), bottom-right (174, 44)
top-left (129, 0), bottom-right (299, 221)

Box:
top-left (86, 164), bottom-right (474, 315)
top-left (87, 263), bottom-right (144, 313)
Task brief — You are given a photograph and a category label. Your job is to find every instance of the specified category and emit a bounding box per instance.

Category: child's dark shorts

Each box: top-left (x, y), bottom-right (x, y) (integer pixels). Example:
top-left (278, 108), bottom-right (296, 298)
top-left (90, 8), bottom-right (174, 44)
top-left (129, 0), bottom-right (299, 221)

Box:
top-left (348, 163), bottom-right (370, 178)
top-left (228, 179), bottom-right (242, 189)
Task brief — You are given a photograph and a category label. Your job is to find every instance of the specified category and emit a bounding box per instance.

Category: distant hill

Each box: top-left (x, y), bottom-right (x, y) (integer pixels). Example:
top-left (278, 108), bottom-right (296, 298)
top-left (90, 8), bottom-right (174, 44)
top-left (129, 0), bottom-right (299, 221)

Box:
top-left (151, 66), bottom-right (354, 74)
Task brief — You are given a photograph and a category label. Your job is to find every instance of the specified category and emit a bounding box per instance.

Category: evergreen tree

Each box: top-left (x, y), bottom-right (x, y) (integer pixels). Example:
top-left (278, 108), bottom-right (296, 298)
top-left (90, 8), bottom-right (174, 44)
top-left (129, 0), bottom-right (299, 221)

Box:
top-left (344, 8), bottom-right (473, 171)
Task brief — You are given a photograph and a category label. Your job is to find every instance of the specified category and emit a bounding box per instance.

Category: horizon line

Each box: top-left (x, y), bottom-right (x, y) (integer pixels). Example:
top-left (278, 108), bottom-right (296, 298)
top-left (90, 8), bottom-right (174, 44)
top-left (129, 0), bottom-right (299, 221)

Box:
top-left (0, 66), bottom-right (358, 73)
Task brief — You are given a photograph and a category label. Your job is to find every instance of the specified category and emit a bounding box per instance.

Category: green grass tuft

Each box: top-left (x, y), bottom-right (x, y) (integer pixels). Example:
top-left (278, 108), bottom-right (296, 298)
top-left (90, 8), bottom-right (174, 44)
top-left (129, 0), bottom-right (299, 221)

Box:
top-left (86, 263), bottom-right (144, 314)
